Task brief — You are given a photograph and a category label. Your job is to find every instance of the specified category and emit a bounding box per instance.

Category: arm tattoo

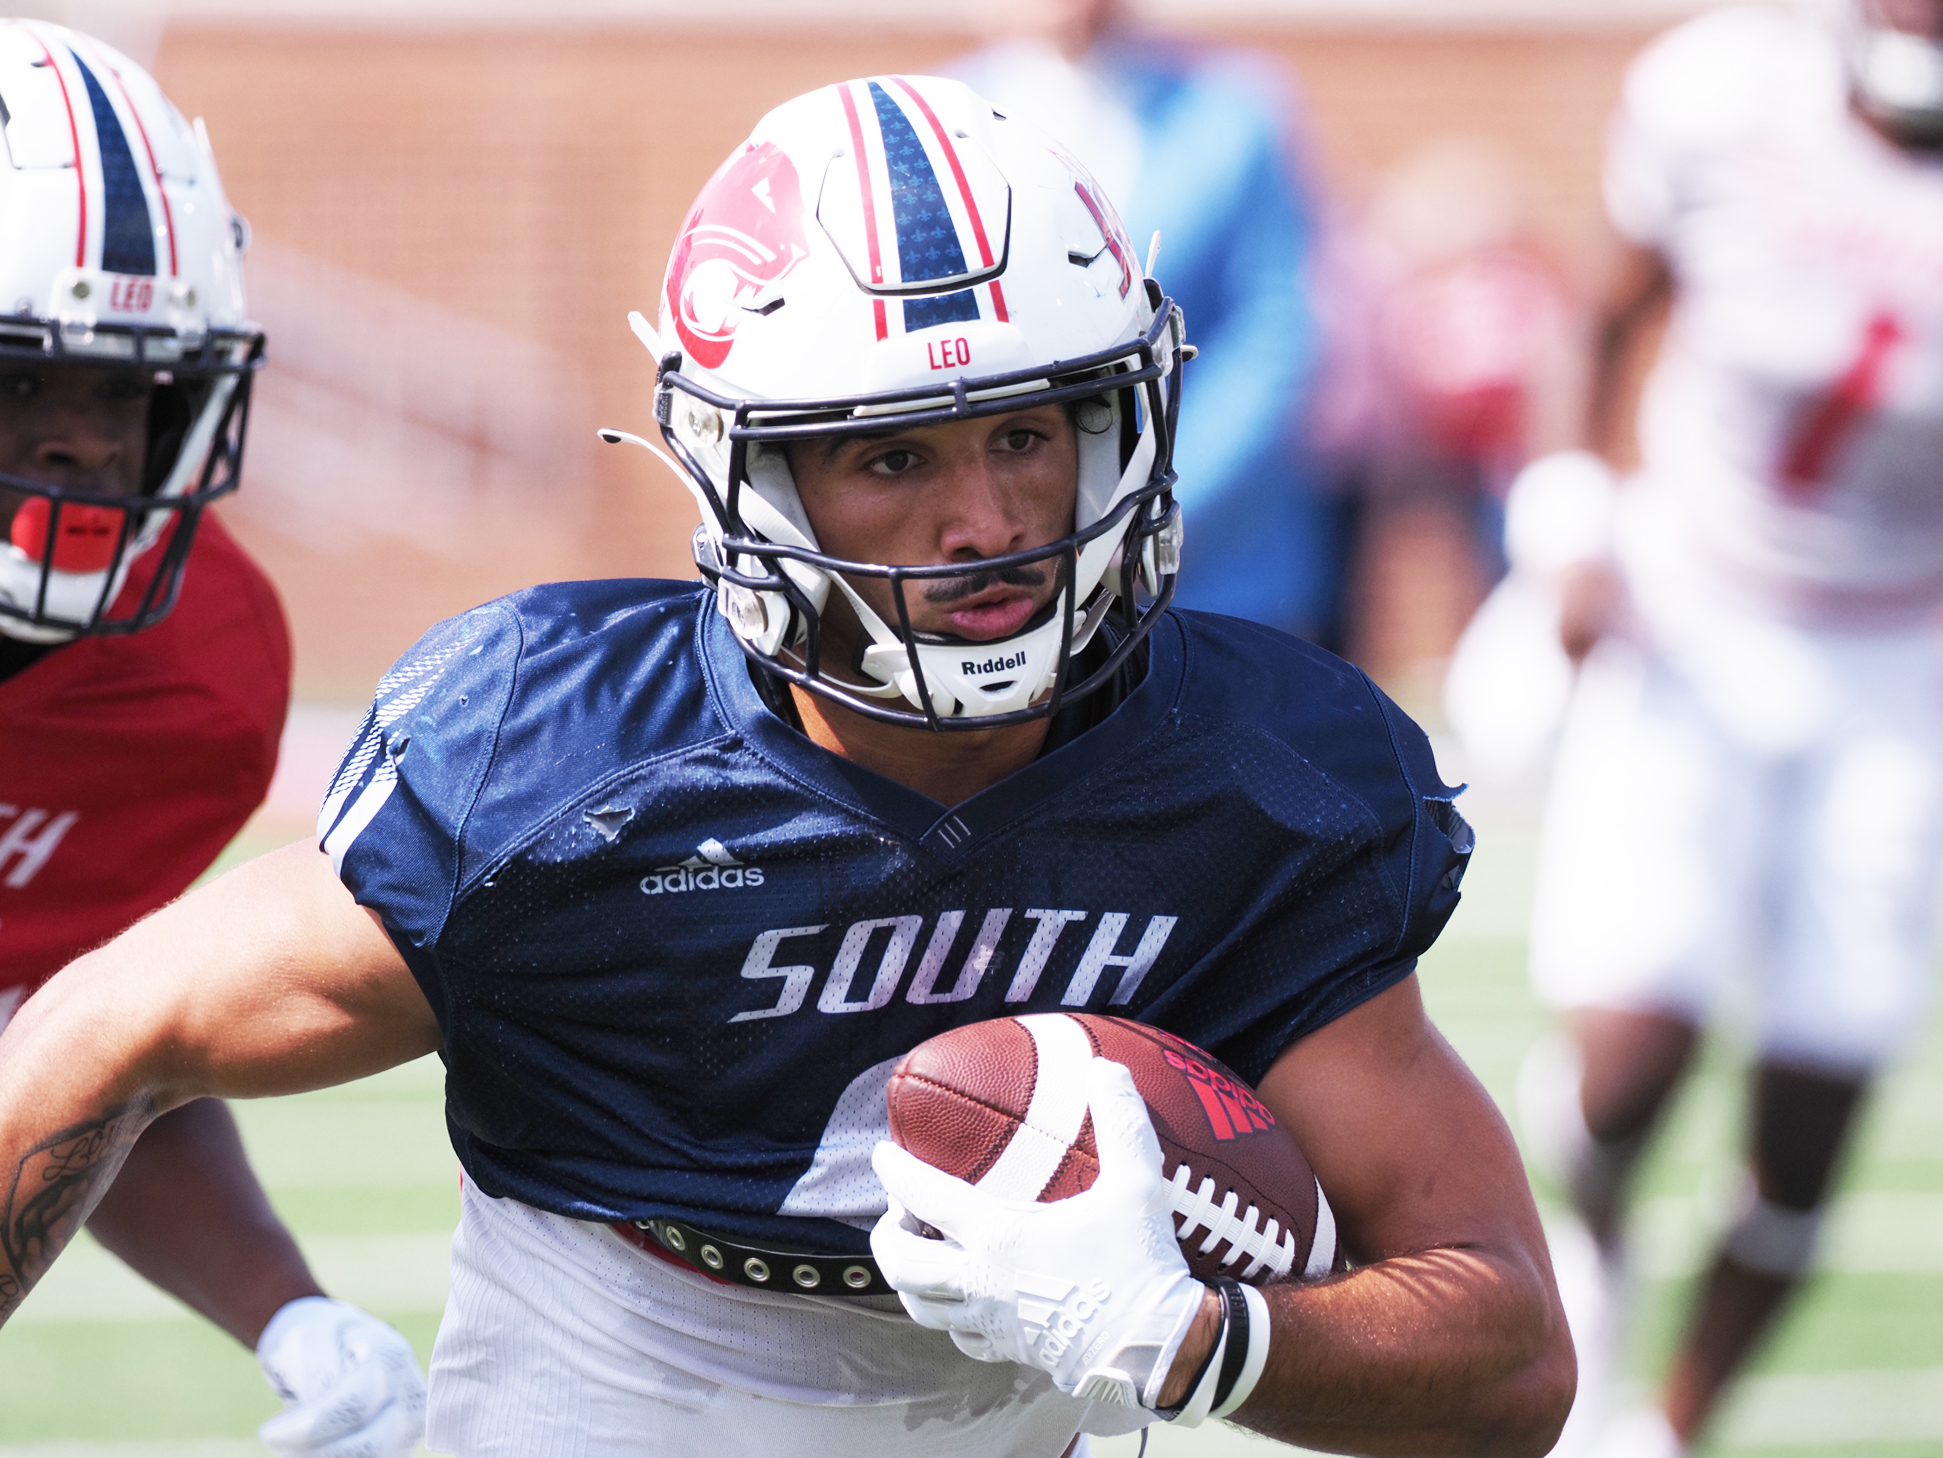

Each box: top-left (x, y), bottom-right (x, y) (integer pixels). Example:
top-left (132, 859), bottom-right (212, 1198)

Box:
top-left (0, 1101), bottom-right (151, 1322)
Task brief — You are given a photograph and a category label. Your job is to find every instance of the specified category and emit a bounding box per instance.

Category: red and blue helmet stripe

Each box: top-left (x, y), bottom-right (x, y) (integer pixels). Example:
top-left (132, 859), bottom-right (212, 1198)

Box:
top-left (71, 49), bottom-right (156, 277)
top-left (12, 23), bottom-right (174, 280)
top-left (868, 81), bottom-right (981, 331)
top-left (835, 76), bottom-right (1011, 342)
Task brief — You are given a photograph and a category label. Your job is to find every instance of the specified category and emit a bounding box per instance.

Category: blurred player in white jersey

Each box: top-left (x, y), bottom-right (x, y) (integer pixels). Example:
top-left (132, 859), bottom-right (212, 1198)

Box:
top-left (1493, 2), bottom-right (1943, 1453)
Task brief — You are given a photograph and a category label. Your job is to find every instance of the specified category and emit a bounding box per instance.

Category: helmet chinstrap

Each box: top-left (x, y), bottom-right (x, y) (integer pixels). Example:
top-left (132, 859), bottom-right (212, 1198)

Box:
top-left (710, 486), bottom-right (1180, 732)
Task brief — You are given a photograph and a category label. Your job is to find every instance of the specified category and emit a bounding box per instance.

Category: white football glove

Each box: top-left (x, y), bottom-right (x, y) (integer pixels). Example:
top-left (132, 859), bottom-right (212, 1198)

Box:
top-left (255, 1297), bottom-right (427, 1458)
top-left (871, 1058), bottom-right (1208, 1411)
top-left (1502, 449), bottom-right (1618, 581)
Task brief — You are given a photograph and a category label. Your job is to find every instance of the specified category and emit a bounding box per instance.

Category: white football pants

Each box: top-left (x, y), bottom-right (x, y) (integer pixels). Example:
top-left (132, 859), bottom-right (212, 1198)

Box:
top-left (1529, 595), bottom-right (1943, 1073)
top-left (426, 1179), bottom-right (1147, 1457)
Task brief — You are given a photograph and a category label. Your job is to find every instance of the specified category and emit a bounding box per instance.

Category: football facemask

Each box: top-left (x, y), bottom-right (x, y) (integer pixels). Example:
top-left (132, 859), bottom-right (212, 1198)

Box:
top-left (617, 74), bottom-right (1189, 731)
top-left (1845, 0), bottom-right (1943, 143)
top-left (0, 21), bottom-right (263, 643)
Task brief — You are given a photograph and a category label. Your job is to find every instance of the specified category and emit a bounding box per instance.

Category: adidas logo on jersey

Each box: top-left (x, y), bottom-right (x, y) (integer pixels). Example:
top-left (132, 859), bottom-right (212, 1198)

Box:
top-left (640, 838), bottom-right (765, 895)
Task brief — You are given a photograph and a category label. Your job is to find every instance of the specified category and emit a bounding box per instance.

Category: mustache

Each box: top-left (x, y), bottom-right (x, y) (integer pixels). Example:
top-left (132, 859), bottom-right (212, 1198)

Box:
top-left (919, 564), bottom-right (1050, 605)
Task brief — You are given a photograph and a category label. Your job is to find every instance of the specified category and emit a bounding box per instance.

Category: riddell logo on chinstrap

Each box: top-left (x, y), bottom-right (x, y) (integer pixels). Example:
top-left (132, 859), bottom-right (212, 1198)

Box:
top-left (961, 650), bottom-right (1027, 677)
top-left (640, 838), bottom-right (765, 895)
top-left (1163, 1047), bottom-right (1276, 1142)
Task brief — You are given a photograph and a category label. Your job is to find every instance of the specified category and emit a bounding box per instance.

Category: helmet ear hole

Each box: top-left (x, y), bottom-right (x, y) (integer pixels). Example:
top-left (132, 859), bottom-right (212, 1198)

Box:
top-left (1072, 397), bottom-right (1113, 435)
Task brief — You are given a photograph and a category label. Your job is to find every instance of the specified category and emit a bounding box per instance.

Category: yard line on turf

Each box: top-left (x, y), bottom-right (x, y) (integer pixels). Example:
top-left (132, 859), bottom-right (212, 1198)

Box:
top-left (1721, 1367), bottom-right (1943, 1446)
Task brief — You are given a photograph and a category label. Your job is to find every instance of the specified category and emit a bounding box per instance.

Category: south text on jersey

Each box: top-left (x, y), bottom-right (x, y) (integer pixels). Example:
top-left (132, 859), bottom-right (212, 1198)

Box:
top-left (730, 907), bottom-right (1178, 1023)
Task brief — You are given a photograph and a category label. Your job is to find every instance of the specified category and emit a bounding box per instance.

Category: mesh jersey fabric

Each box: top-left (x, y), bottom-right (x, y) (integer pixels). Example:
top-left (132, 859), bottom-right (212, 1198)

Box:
top-left (0, 514), bottom-right (290, 995)
top-left (323, 580), bottom-right (1469, 1253)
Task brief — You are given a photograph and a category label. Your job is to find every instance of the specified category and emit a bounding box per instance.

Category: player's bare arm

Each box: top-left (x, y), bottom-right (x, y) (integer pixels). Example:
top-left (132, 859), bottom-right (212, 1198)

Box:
top-left (83, 1099), bottom-right (326, 1345)
top-left (1540, 238), bottom-right (1669, 662)
top-left (1217, 974), bottom-right (1571, 1454)
top-left (1583, 239), bottom-right (1672, 465)
top-left (0, 840), bottom-right (438, 1323)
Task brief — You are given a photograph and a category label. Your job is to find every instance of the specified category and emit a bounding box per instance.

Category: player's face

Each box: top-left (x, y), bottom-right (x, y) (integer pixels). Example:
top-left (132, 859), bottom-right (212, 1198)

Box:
top-left (0, 363), bottom-right (152, 528)
top-left (787, 405), bottom-right (1079, 645)
top-left (1871, 0), bottom-right (1943, 36)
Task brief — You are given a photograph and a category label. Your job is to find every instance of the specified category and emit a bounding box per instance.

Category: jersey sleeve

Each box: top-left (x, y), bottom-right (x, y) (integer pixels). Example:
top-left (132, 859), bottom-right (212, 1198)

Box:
top-left (318, 602), bottom-right (521, 982)
top-left (1244, 672), bottom-right (1473, 1061)
top-left (1148, 622), bottom-right (1474, 1084)
top-left (1604, 8), bottom-right (1773, 246)
top-left (1368, 676), bottom-right (1475, 974)
top-left (1604, 98), bottom-right (1678, 247)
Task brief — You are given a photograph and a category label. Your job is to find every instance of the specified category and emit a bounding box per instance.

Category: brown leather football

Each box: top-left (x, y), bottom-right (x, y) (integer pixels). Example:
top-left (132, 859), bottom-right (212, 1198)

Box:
top-left (886, 1013), bottom-right (1337, 1285)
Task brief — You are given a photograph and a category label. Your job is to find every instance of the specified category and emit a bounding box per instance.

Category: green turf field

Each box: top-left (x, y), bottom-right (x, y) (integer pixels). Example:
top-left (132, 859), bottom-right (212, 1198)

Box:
top-left (2, 784), bottom-right (1937, 1456)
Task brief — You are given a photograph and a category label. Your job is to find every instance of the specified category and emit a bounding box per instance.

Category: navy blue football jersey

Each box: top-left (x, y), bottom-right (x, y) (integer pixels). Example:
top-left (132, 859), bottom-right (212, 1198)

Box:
top-left (322, 581), bottom-right (1470, 1254)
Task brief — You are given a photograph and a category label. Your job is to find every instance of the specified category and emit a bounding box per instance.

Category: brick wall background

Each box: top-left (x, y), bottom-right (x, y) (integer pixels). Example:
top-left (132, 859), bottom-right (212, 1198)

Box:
top-left (149, 20), bottom-right (1655, 699)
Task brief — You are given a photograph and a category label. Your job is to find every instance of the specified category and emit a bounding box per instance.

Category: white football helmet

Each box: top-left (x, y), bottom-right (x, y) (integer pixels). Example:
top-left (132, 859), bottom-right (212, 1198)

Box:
top-left (0, 19), bottom-right (262, 643)
top-left (1841, 0), bottom-right (1943, 143)
top-left (620, 74), bottom-right (1187, 730)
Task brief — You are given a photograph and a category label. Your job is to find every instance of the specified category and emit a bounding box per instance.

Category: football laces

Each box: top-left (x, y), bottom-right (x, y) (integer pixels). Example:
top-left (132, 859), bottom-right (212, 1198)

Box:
top-left (1166, 1162), bottom-right (1299, 1282)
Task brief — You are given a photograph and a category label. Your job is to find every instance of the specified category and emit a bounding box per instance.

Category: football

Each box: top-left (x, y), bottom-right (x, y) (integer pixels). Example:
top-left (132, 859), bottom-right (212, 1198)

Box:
top-left (887, 1013), bottom-right (1337, 1285)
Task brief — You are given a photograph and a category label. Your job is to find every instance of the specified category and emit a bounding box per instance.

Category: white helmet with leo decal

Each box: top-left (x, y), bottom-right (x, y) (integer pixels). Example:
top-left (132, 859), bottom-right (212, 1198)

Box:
top-left (616, 74), bottom-right (1188, 729)
top-left (0, 19), bottom-right (261, 642)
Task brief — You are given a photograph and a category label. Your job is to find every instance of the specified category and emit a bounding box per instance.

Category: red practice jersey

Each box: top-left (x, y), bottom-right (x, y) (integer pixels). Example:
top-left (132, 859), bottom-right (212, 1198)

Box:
top-left (0, 514), bottom-right (290, 1005)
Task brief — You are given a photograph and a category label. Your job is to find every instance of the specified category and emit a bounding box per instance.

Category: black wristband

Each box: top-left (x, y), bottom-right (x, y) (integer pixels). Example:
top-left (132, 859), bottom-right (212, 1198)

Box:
top-left (1208, 1277), bottom-right (1251, 1412)
top-left (1152, 1283), bottom-right (1229, 1418)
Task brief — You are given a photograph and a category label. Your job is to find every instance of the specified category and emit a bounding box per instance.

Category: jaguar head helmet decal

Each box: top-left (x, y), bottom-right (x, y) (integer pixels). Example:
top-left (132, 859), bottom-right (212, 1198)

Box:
top-left (662, 141), bottom-right (812, 369)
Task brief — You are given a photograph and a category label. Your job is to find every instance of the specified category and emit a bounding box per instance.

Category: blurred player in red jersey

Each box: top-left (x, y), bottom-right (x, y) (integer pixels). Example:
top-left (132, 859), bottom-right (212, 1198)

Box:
top-left (1446, 2), bottom-right (1943, 1454)
top-left (0, 20), bottom-right (423, 1455)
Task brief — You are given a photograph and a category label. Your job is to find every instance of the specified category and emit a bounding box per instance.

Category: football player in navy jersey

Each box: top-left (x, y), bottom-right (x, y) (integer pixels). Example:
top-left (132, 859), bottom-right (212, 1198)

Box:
top-left (0, 76), bottom-right (1572, 1457)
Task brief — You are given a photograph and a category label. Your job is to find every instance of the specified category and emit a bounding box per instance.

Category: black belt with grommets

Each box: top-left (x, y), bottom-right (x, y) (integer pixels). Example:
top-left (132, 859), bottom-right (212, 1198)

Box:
top-left (616, 1215), bottom-right (896, 1297)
